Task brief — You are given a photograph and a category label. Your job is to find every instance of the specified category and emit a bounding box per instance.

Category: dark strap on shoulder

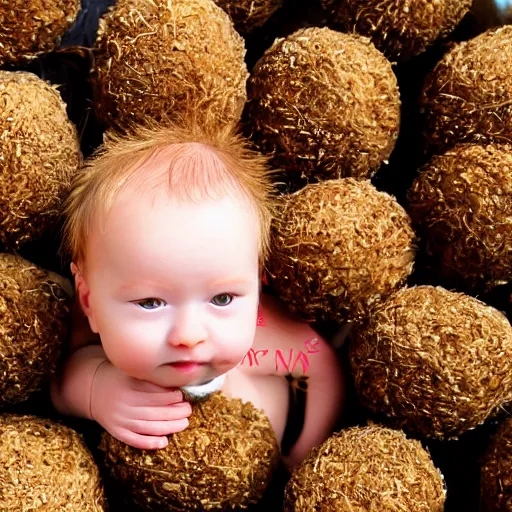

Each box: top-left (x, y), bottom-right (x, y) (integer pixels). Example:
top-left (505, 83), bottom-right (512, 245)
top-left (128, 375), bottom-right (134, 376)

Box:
top-left (281, 374), bottom-right (308, 456)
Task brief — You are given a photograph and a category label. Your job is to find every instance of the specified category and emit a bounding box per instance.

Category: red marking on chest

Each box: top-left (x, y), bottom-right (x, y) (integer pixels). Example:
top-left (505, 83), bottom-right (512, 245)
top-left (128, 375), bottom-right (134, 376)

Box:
top-left (275, 349), bottom-right (310, 374)
top-left (256, 306), bottom-right (265, 326)
top-left (240, 348), bottom-right (269, 367)
top-left (304, 337), bottom-right (320, 354)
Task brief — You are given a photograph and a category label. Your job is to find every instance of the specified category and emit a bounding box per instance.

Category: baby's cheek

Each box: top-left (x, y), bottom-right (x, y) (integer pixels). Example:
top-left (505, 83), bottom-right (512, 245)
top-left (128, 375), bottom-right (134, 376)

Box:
top-left (218, 332), bottom-right (255, 366)
top-left (101, 330), bottom-right (155, 375)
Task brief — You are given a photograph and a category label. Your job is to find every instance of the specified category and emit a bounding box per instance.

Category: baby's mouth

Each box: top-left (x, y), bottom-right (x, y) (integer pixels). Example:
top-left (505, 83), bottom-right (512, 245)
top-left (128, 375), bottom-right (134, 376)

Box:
top-left (167, 361), bottom-right (206, 373)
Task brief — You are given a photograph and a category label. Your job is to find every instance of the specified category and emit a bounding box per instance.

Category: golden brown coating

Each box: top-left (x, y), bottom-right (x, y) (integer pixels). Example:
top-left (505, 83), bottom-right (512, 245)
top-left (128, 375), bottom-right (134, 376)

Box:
top-left (351, 286), bottom-right (512, 439)
top-left (0, 254), bottom-right (71, 407)
top-left (100, 392), bottom-right (279, 511)
top-left (422, 26), bottom-right (512, 155)
top-left (321, 0), bottom-right (471, 61)
top-left (0, 0), bottom-right (80, 65)
top-left (285, 425), bottom-right (445, 511)
top-left (0, 71), bottom-right (81, 251)
top-left (268, 178), bottom-right (416, 323)
top-left (407, 143), bottom-right (512, 292)
top-left (0, 414), bottom-right (106, 511)
top-left (247, 27), bottom-right (400, 189)
top-left (93, 0), bottom-right (248, 132)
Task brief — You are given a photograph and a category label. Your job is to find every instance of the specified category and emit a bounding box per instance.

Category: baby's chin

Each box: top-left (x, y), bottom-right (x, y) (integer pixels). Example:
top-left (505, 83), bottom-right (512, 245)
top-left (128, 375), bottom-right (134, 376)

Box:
top-left (142, 364), bottom-right (230, 390)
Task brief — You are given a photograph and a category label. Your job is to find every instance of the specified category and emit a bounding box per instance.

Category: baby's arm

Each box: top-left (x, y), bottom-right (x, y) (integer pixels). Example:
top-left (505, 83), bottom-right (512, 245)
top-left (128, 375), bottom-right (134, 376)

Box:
top-left (245, 293), bottom-right (346, 469)
top-left (51, 299), bottom-right (191, 449)
top-left (51, 298), bottom-right (105, 418)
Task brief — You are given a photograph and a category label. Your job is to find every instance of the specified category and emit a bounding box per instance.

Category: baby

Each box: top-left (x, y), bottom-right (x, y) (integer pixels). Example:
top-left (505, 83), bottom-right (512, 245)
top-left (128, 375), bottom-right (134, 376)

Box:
top-left (51, 119), bottom-right (345, 471)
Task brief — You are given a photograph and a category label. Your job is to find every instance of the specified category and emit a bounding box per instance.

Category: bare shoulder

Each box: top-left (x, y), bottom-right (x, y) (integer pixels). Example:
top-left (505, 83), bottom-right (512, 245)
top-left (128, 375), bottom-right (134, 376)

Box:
top-left (238, 293), bottom-right (334, 377)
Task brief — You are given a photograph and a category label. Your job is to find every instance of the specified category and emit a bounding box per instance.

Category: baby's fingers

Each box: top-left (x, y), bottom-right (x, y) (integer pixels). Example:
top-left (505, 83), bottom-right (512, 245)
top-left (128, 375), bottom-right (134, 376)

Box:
top-left (134, 402), bottom-right (192, 421)
top-left (133, 389), bottom-right (186, 406)
top-left (126, 418), bottom-right (190, 438)
top-left (114, 429), bottom-right (169, 450)
top-left (132, 380), bottom-right (180, 396)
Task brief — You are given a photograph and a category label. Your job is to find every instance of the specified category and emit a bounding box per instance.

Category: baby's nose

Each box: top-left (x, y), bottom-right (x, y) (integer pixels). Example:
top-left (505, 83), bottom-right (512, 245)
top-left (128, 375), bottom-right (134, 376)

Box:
top-left (166, 307), bottom-right (206, 347)
top-left (169, 334), bottom-right (204, 348)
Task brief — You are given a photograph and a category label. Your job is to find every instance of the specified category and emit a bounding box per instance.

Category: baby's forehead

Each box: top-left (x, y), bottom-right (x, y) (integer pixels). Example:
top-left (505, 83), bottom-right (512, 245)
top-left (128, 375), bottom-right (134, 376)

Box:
top-left (85, 183), bottom-right (261, 274)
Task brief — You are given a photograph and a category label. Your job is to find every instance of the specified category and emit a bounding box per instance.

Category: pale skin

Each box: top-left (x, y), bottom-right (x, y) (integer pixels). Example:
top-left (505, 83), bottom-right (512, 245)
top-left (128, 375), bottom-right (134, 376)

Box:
top-left (51, 144), bottom-right (345, 470)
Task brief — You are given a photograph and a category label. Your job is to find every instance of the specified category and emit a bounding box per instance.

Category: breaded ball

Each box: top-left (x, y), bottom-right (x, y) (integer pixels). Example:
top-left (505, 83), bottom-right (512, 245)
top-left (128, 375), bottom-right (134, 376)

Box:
top-left (0, 70), bottom-right (81, 251)
top-left (0, 0), bottom-right (80, 65)
top-left (422, 26), bottom-right (512, 155)
top-left (100, 392), bottom-right (279, 511)
top-left (407, 143), bottom-right (512, 292)
top-left (285, 425), bottom-right (445, 511)
top-left (247, 27), bottom-right (400, 189)
top-left (0, 414), bottom-right (106, 511)
top-left (321, 0), bottom-right (472, 61)
top-left (0, 253), bottom-right (71, 407)
top-left (350, 286), bottom-right (512, 439)
top-left (267, 179), bottom-right (416, 323)
top-left (93, 0), bottom-right (248, 131)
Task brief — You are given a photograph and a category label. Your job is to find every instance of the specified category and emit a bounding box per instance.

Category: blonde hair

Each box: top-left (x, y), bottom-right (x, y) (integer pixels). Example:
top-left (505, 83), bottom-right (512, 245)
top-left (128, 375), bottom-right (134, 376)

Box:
top-left (62, 119), bottom-right (277, 268)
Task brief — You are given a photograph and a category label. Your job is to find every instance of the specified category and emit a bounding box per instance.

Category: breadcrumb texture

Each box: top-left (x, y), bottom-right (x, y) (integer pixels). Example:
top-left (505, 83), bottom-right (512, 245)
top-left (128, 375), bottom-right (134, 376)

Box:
top-left (407, 143), bottom-right (512, 292)
top-left (93, 0), bottom-right (249, 131)
top-left (0, 254), bottom-right (71, 407)
top-left (101, 392), bottom-right (279, 511)
top-left (422, 26), bottom-right (512, 155)
top-left (351, 286), bottom-right (512, 439)
top-left (0, 71), bottom-right (81, 251)
top-left (248, 27), bottom-right (400, 189)
top-left (285, 425), bottom-right (445, 511)
top-left (268, 179), bottom-right (416, 323)
top-left (0, 0), bottom-right (79, 65)
top-left (321, 0), bottom-right (471, 61)
top-left (0, 414), bottom-right (106, 510)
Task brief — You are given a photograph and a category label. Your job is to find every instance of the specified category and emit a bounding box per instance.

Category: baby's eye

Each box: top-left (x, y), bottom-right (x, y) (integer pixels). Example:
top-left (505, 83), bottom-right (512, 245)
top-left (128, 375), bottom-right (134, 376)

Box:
top-left (133, 298), bottom-right (166, 310)
top-left (211, 294), bottom-right (234, 307)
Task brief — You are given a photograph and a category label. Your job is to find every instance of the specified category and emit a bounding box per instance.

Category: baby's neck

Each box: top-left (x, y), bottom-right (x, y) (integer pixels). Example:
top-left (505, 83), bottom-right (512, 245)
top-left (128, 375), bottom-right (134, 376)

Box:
top-left (181, 373), bottom-right (227, 399)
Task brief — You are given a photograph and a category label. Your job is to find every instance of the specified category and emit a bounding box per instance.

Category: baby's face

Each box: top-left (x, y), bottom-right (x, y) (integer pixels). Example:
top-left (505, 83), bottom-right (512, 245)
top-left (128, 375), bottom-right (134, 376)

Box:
top-left (77, 185), bottom-right (260, 388)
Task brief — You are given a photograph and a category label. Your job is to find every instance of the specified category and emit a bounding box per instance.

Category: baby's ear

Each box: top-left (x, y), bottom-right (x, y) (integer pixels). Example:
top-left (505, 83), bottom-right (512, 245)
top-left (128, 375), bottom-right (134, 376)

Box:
top-left (70, 263), bottom-right (84, 293)
top-left (71, 262), bottom-right (98, 332)
top-left (70, 262), bottom-right (80, 282)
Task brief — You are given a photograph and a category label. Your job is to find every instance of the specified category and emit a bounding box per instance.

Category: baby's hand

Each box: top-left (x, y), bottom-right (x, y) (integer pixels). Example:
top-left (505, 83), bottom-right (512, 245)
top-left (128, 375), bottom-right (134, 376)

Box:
top-left (90, 361), bottom-right (192, 450)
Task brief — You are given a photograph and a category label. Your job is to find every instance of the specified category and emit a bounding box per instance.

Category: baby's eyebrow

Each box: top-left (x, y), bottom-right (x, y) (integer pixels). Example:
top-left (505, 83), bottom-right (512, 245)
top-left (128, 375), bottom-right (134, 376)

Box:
top-left (211, 278), bottom-right (254, 288)
top-left (116, 278), bottom-right (254, 293)
top-left (116, 281), bottom-right (160, 293)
